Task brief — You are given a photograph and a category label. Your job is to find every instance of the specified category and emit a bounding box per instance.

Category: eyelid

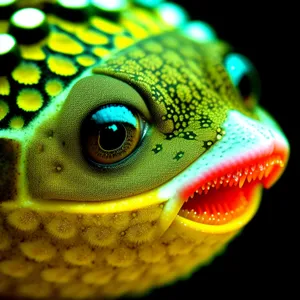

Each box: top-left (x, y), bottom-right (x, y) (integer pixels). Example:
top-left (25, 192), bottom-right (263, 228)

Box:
top-left (81, 103), bottom-right (149, 170)
top-left (91, 104), bottom-right (139, 127)
top-left (62, 74), bottom-right (153, 131)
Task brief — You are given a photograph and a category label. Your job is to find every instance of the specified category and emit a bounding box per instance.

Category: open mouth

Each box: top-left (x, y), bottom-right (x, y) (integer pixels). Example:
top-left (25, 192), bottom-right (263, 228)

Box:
top-left (178, 154), bottom-right (285, 225)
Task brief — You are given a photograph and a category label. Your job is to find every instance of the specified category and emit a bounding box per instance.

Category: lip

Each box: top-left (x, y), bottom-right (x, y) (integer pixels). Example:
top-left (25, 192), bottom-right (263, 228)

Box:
top-left (177, 152), bottom-right (285, 228)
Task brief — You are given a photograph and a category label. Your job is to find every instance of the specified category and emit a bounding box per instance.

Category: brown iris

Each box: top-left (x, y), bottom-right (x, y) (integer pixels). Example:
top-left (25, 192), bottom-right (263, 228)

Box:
top-left (81, 104), bottom-right (146, 166)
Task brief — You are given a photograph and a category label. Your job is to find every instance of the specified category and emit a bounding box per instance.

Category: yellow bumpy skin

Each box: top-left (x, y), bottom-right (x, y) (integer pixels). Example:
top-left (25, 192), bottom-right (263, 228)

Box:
top-left (0, 0), bottom-right (290, 299)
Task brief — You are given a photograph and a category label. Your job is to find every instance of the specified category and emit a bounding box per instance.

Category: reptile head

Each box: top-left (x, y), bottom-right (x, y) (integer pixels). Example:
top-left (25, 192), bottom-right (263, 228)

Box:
top-left (0, 0), bottom-right (289, 299)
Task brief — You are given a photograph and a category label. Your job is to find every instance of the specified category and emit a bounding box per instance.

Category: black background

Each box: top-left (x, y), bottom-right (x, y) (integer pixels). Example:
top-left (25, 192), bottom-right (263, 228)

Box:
top-left (133, 0), bottom-right (296, 297)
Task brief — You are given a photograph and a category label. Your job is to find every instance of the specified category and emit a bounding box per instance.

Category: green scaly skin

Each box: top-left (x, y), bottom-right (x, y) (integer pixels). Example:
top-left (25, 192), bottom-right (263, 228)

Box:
top-left (0, 1), bottom-right (290, 299)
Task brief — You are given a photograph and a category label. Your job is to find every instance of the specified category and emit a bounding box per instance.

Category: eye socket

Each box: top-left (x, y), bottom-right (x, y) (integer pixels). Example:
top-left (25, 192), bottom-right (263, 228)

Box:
top-left (81, 104), bottom-right (147, 167)
top-left (224, 53), bottom-right (260, 110)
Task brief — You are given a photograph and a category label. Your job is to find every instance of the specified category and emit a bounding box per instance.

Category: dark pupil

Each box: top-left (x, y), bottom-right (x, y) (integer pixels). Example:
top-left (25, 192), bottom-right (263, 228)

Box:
top-left (238, 74), bottom-right (252, 99)
top-left (98, 123), bottom-right (126, 151)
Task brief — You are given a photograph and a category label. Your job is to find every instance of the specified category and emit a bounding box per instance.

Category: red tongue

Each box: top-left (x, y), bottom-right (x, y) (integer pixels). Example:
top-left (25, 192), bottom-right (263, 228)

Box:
top-left (180, 182), bottom-right (258, 225)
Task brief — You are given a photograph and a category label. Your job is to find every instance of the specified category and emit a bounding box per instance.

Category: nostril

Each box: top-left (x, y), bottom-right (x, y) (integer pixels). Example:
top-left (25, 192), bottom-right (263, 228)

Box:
top-left (0, 138), bottom-right (21, 202)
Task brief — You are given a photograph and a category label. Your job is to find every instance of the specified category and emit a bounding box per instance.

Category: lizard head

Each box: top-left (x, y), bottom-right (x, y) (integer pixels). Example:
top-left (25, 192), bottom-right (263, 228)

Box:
top-left (0, 1), bottom-right (289, 298)
top-left (23, 32), bottom-right (289, 235)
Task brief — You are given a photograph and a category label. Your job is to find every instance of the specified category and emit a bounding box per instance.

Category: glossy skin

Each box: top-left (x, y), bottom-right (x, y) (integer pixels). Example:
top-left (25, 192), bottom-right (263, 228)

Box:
top-left (0, 0), bottom-right (290, 299)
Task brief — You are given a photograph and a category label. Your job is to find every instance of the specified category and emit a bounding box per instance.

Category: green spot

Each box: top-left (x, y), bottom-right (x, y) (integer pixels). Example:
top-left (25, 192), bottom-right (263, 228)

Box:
top-left (179, 131), bottom-right (196, 140)
top-left (152, 144), bottom-right (163, 154)
top-left (173, 151), bottom-right (184, 161)
top-left (203, 140), bottom-right (214, 150)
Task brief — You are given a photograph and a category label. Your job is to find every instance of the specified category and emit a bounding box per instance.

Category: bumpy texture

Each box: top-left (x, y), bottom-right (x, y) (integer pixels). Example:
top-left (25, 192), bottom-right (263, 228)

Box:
top-left (0, 2), bottom-right (169, 129)
top-left (0, 204), bottom-right (237, 299)
top-left (0, 1), bottom-right (289, 299)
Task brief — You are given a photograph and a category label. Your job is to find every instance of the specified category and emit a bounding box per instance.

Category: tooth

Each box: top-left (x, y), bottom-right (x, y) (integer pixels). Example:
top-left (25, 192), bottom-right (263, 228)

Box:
top-left (265, 166), bottom-right (273, 177)
top-left (239, 174), bottom-right (247, 187)
top-left (258, 170), bottom-right (264, 180)
top-left (229, 179), bottom-right (235, 187)
top-left (247, 173), bottom-right (252, 182)
top-left (211, 205), bottom-right (217, 215)
top-left (224, 203), bottom-right (230, 213)
top-left (244, 167), bottom-right (249, 175)
top-left (252, 170), bottom-right (259, 180)
top-left (195, 190), bottom-right (199, 193)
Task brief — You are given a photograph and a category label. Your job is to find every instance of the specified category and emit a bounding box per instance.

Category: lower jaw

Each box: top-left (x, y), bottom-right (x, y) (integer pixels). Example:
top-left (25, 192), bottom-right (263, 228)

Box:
top-left (175, 183), bottom-right (263, 234)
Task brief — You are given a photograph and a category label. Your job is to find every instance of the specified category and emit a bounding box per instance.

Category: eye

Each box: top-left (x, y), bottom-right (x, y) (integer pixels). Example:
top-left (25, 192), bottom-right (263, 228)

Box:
top-left (224, 53), bottom-right (260, 110)
top-left (81, 104), bottom-right (147, 167)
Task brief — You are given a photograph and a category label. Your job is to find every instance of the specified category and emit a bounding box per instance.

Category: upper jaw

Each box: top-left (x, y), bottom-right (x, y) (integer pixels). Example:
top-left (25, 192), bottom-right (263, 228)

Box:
top-left (156, 108), bottom-right (289, 233)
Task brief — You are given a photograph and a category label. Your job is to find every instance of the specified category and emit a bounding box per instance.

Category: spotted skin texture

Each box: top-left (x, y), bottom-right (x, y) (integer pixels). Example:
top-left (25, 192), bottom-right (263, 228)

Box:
top-left (95, 32), bottom-right (249, 141)
top-left (0, 4), bottom-right (167, 130)
top-left (0, 1), bottom-right (290, 299)
top-left (0, 205), bottom-right (237, 299)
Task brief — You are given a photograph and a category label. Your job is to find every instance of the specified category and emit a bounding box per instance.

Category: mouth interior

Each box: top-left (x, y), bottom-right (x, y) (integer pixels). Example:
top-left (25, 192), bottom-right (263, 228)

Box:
top-left (180, 181), bottom-right (259, 225)
top-left (179, 155), bottom-right (284, 225)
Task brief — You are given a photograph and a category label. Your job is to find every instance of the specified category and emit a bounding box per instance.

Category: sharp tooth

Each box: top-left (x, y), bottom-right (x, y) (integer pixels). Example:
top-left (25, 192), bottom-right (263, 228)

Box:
top-left (265, 165), bottom-right (273, 177)
top-left (252, 170), bottom-right (259, 180)
top-left (239, 174), bottom-right (247, 188)
top-left (258, 170), bottom-right (264, 180)
top-left (258, 163), bottom-right (265, 171)
top-left (247, 173), bottom-right (252, 182)
top-left (195, 190), bottom-right (199, 193)
top-left (233, 174), bottom-right (239, 182)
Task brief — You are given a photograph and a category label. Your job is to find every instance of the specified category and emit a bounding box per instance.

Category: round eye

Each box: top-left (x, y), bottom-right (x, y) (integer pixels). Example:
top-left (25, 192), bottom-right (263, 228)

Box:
top-left (81, 104), bottom-right (147, 166)
top-left (224, 53), bottom-right (260, 110)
